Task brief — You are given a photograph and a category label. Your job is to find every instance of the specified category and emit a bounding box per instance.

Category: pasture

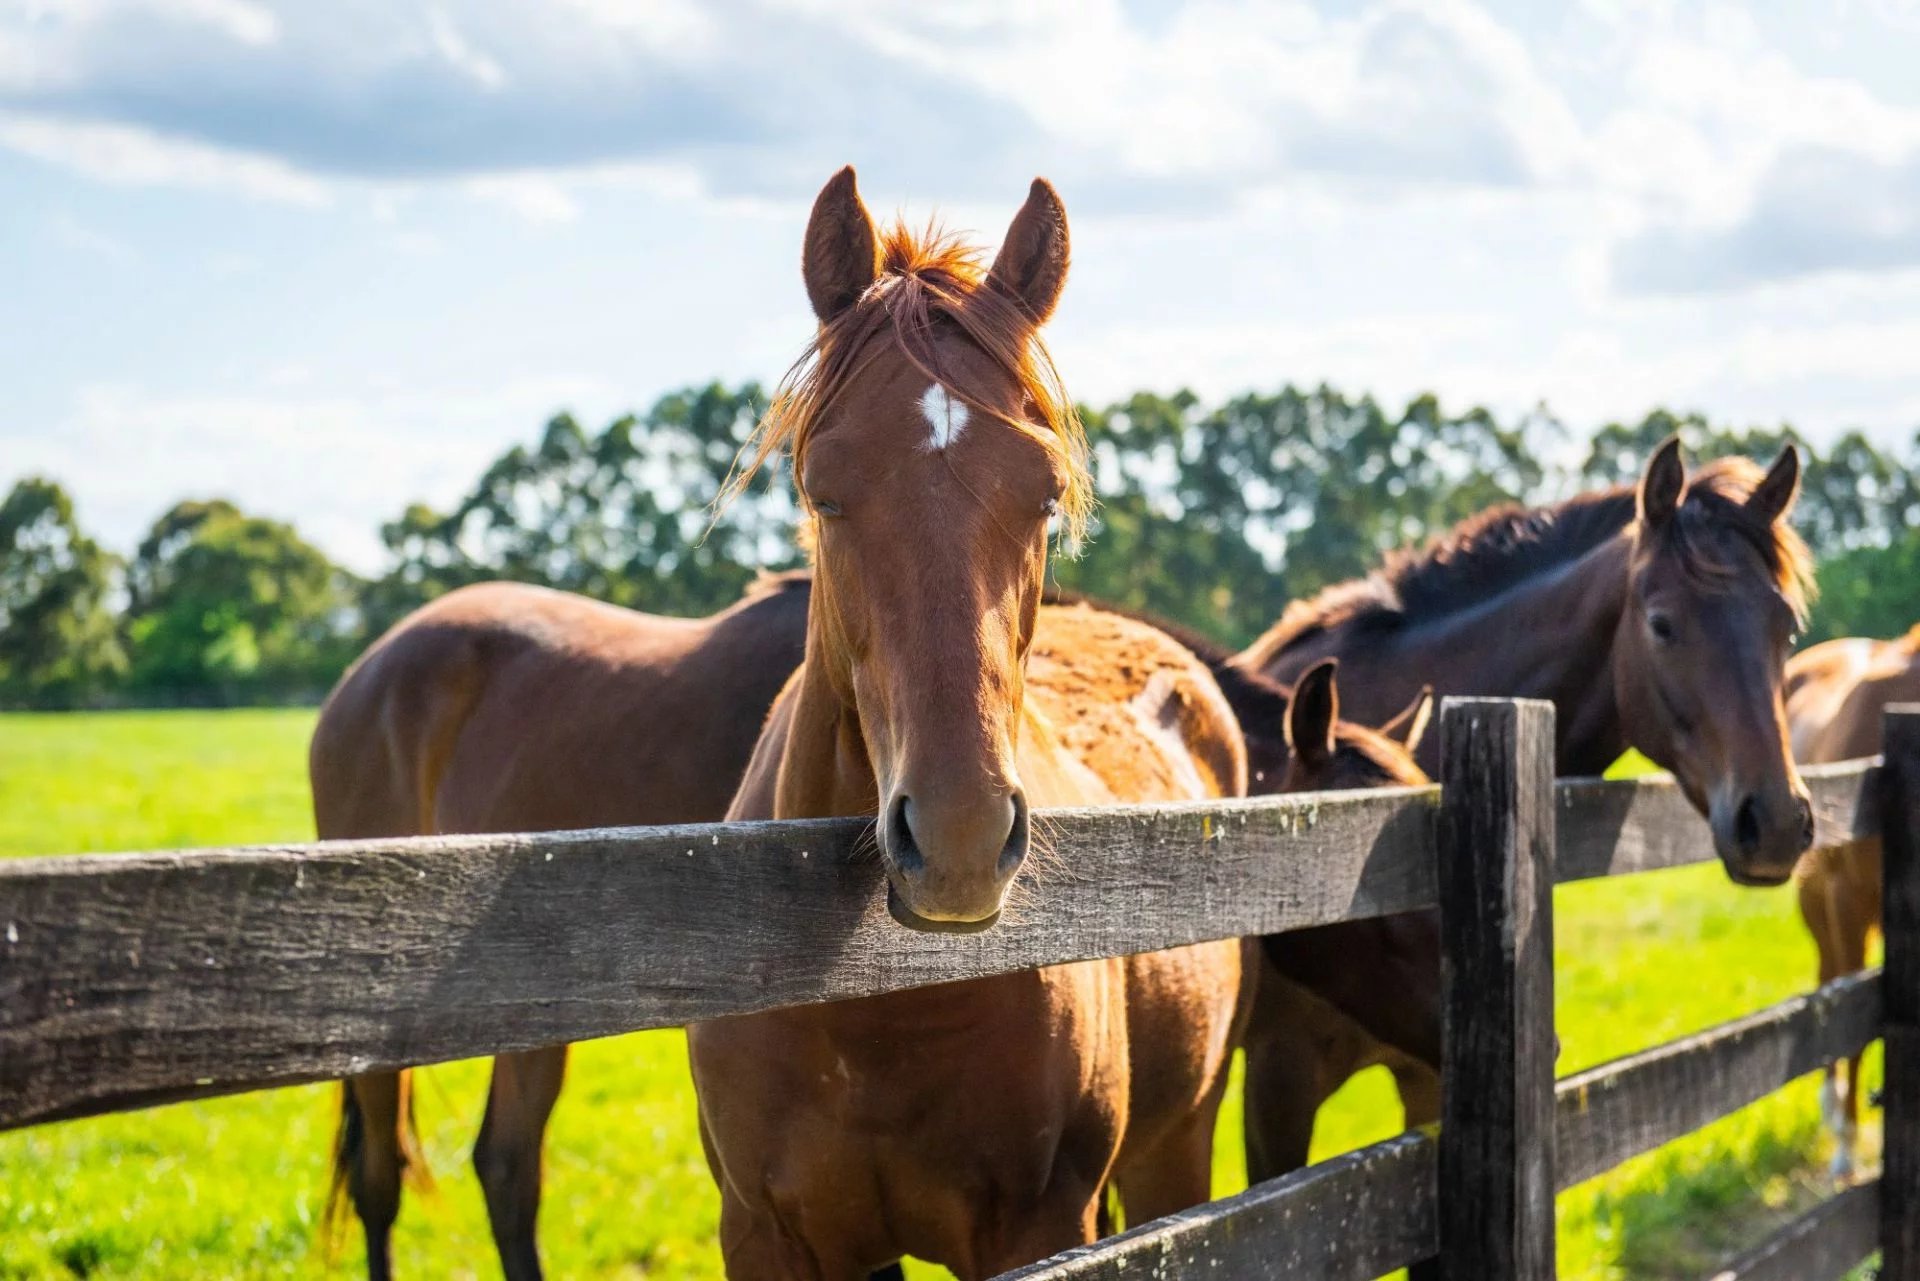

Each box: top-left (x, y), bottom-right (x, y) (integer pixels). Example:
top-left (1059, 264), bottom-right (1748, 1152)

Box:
top-left (0, 710), bottom-right (1879, 1279)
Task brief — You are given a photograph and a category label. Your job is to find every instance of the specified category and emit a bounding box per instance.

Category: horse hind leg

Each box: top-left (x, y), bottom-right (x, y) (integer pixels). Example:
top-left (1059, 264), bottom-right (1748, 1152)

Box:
top-left (330, 1071), bottom-right (421, 1281)
top-left (475, 1045), bottom-right (569, 1281)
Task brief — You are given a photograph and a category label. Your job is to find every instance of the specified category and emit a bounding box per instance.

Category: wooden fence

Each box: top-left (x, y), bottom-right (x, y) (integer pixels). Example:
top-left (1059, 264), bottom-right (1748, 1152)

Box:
top-left (1, 698), bottom-right (1914, 1279)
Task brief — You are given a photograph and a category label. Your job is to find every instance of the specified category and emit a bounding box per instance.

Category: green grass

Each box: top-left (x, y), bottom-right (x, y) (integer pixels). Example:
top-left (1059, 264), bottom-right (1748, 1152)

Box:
top-left (0, 712), bottom-right (1877, 1278)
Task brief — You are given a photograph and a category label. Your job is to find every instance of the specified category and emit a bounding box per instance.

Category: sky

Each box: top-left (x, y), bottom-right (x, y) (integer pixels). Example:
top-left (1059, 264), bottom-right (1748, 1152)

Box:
top-left (5, 0), bottom-right (1920, 572)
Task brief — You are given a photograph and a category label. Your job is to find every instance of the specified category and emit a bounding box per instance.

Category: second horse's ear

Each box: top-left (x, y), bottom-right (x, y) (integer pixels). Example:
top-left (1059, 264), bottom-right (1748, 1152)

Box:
top-left (1286, 659), bottom-right (1340, 767)
top-left (803, 166), bottom-right (881, 323)
top-left (1380, 686), bottom-right (1435, 756)
top-left (1746, 444), bottom-right (1801, 526)
top-left (1638, 436), bottom-right (1686, 535)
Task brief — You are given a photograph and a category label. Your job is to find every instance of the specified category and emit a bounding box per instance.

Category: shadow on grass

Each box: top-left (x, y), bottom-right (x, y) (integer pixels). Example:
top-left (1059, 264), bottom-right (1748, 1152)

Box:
top-left (1582, 1093), bottom-right (1878, 1280)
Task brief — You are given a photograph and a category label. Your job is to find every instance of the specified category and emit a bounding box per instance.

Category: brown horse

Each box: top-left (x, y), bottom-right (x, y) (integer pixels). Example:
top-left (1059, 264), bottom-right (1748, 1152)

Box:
top-left (1235, 440), bottom-right (1817, 1184)
top-left (685, 170), bottom-right (1254, 1279)
top-left (1786, 623), bottom-right (1920, 1177)
top-left (1244, 438), bottom-right (1814, 882)
top-left (313, 573), bottom-right (810, 1278)
top-left (1044, 596), bottom-right (1447, 1179)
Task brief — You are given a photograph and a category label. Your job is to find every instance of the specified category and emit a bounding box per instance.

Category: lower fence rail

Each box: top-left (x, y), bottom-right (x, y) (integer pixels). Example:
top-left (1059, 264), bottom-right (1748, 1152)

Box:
top-left (1705, 1179), bottom-right (1880, 1281)
top-left (1001, 969), bottom-right (1886, 1281)
top-left (996, 1132), bottom-right (1437, 1281)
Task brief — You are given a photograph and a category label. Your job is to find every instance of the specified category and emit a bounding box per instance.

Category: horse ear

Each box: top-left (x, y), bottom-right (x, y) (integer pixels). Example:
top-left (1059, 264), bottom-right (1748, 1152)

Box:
top-left (1746, 445), bottom-right (1801, 525)
top-left (1638, 436), bottom-right (1686, 533)
top-left (989, 178), bottom-right (1070, 325)
top-left (1380, 685), bottom-right (1435, 756)
top-left (1285, 659), bottom-right (1340, 767)
top-left (803, 166), bottom-right (880, 323)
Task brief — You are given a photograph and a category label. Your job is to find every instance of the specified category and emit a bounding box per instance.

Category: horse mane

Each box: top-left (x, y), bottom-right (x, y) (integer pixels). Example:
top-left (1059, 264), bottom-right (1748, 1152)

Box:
top-left (1247, 487), bottom-right (1640, 664)
top-left (1248, 458), bottom-right (1815, 666)
top-left (722, 220), bottom-right (1092, 551)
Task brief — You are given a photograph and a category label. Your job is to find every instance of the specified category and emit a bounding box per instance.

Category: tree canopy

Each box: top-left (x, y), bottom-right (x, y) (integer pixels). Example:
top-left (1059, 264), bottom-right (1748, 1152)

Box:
top-left (3, 382), bottom-right (1916, 707)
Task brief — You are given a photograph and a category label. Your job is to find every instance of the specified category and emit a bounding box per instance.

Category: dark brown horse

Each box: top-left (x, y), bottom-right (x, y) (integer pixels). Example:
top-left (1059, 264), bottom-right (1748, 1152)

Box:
top-left (1039, 597), bottom-right (1446, 1192)
top-left (685, 170), bottom-right (1254, 1279)
top-left (1242, 439), bottom-right (1814, 884)
top-left (1234, 440), bottom-right (1817, 1184)
top-left (1785, 624), bottom-right (1920, 1177)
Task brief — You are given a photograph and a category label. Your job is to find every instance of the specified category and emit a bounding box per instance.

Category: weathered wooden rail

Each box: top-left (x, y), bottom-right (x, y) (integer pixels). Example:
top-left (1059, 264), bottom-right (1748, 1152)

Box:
top-left (0, 700), bottom-right (1912, 1280)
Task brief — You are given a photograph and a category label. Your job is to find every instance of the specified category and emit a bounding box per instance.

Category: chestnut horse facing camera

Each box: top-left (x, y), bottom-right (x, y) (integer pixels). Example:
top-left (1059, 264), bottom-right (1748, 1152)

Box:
top-left (684, 171), bottom-right (1252, 1279)
top-left (1244, 437), bottom-right (1816, 887)
top-left (1786, 624), bottom-right (1920, 1178)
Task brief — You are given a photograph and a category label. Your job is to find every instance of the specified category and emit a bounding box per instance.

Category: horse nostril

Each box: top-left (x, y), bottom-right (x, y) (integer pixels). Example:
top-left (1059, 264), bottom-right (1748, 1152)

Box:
top-left (1734, 795), bottom-right (1762, 854)
top-left (999, 791), bottom-right (1031, 875)
top-left (1798, 796), bottom-right (1816, 852)
top-left (888, 794), bottom-right (923, 874)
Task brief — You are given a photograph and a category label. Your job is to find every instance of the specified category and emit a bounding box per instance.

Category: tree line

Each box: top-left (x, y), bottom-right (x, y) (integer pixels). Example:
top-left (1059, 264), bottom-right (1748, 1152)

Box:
top-left (5, 382), bottom-right (1918, 709)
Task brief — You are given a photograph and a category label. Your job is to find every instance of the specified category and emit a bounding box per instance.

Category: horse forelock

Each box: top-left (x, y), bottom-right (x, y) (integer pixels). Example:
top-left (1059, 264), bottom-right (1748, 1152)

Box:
top-left (721, 218), bottom-right (1091, 554)
top-left (1660, 458), bottom-right (1816, 627)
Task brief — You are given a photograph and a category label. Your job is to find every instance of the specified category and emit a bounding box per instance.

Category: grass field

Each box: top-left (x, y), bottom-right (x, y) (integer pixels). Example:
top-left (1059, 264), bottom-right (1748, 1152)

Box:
top-left (0, 710), bottom-right (1880, 1279)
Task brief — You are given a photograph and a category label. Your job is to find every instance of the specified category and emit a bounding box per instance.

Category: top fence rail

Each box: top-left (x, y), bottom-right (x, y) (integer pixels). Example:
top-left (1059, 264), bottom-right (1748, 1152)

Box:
top-left (0, 759), bottom-right (1880, 1133)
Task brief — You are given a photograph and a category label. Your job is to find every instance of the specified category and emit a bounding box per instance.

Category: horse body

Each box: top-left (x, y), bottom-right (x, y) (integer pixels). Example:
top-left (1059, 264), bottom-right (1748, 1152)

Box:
top-left (692, 603), bottom-right (1250, 1278)
top-left (1787, 624), bottom-right (1920, 1177)
top-left (684, 171), bottom-right (1249, 1280)
top-left (1233, 443), bottom-right (1816, 1184)
top-left (311, 575), bottom-right (808, 1279)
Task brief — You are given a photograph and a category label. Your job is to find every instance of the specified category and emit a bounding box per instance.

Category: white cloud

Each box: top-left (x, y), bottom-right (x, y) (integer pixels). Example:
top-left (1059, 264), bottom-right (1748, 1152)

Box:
top-left (427, 5), bottom-right (505, 90)
top-left (464, 171), bottom-right (577, 222)
top-left (0, 111), bottom-right (327, 202)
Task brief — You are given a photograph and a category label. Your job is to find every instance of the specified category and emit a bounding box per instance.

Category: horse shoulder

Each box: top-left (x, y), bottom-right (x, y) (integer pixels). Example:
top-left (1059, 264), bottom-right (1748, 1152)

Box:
top-left (1024, 606), bottom-right (1248, 803)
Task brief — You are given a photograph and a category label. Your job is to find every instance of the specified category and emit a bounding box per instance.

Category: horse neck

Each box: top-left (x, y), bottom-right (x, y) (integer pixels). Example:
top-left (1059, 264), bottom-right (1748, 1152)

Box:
top-left (770, 615), bottom-right (880, 821)
top-left (1401, 533), bottom-right (1633, 775)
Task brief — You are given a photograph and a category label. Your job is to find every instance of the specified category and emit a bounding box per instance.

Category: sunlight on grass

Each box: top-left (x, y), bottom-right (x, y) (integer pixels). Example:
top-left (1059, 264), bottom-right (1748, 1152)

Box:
top-left (0, 712), bottom-right (1877, 1278)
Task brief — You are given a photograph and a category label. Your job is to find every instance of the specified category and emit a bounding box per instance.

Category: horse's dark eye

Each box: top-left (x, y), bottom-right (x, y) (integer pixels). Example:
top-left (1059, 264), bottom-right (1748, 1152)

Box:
top-left (813, 498), bottom-right (843, 519)
top-left (1042, 496), bottom-right (1061, 518)
top-left (1649, 613), bottom-right (1676, 643)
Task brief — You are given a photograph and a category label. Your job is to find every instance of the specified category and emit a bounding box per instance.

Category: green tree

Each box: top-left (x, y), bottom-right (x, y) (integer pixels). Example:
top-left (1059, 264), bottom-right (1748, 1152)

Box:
top-left (360, 383), bottom-right (798, 638)
top-left (125, 499), bottom-right (354, 699)
top-left (0, 478), bottom-right (126, 706)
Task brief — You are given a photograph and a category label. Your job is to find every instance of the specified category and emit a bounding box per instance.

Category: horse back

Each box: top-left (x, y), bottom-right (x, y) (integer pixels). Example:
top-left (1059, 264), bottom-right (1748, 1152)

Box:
top-left (310, 579), bottom-right (809, 840)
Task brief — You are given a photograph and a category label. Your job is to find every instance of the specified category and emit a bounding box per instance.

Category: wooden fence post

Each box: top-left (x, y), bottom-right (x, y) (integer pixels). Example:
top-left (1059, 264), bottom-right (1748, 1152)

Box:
top-left (1436, 697), bottom-right (1558, 1281)
top-left (1882, 706), bottom-right (1920, 1281)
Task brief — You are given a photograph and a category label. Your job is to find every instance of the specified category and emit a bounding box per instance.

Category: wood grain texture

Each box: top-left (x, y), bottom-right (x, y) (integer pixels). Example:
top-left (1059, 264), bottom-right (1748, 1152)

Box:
top-left (1881, 706), bottom-right (1920, 1281)
top-left (994, 1131), bottom-right (1436, 1281)
top-left (1436, 698), bottom-right (1558, 1281)
top-left (1705, 1180), bottom-right (1879, 1281)
top-left (1555, 970), bottom-right (1882, 1189)
top-left (0, 756), bottom-right (1884, 1133)
top-left (1553, 759), bottom-right (1880, 883)
top-left (0, 789), bottom-right (1440, 1131)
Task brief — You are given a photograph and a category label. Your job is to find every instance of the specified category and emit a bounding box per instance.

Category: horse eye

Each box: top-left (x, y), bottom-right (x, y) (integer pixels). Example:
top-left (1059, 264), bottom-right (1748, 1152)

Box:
top-left (1042, 496), bottom-right (1061, 518)
top-left (1649, 613), bottom-right (1676, 643)
top-left (813, 498), bottom-right (843, 519)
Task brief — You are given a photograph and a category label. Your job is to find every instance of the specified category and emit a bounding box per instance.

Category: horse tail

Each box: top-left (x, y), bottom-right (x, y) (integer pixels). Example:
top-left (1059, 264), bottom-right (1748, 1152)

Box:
top-left (322, 1080), bottom-right (365, 1255)
top-left (322, 1072), bottom-right (435, 1255)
